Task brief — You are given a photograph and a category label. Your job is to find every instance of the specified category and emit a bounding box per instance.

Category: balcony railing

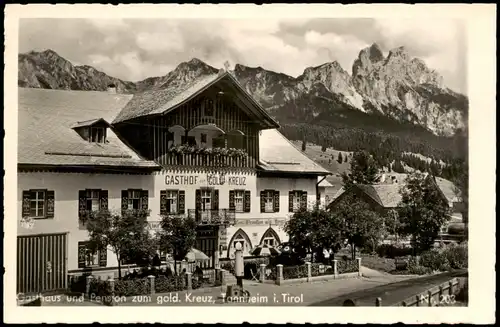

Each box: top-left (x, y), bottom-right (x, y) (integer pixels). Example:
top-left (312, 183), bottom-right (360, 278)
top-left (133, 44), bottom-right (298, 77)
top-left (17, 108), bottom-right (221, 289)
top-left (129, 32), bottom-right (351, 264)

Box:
top-left (188, 209), bottom-right (236, 226)
top-left (165, 153), bottom-right (250, 167)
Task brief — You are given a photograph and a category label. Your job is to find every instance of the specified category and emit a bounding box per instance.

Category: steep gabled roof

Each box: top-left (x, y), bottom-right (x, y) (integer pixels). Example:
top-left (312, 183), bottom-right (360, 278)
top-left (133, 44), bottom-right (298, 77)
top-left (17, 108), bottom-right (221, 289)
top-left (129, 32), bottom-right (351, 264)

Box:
top-left (18, 88), bottom-right (159, 169)
top-left (258, 129), bottom-right (331, 175)
top-left (112, 72), bottom-right (279, 129)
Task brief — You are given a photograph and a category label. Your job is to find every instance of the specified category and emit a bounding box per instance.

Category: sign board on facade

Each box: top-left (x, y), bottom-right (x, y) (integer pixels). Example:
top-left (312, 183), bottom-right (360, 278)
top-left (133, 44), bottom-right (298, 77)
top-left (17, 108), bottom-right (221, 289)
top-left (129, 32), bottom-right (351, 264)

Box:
top-left (165, 173), bottom-right (246, 187)
top-left (235, 218), bottom-right (287, 227)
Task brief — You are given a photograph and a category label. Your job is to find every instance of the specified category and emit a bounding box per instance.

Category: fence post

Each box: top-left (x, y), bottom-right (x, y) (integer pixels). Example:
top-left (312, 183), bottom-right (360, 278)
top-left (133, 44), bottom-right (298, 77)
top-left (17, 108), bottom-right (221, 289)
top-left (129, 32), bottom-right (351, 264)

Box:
top-left (276, 264), bottom-right (283, 286)
top-left (85, 275), bottom-right (93, 298)
top-left (375, 297), bottom-right (382, 306)
top-left (215, 267), bottom-right (220, 284)
top-left (259, 264), bottom-right (266, 283)
top-left (108, 278), bottom-right (116, 306)
top-left (427, 290), bottom-right (433, 307)
top-left (306, 262), bottom-right (312, 282)
top-left (219, 269), bottom-right (226, 286)
top-left (333, 260), bottom-right (338, 278)
top-left (416, 295), bottom-right (420, 307)
top-left (186, 272), bottom-right (192, 290)
top-left (449, 280), bottom-right (454, 296)
top-left (356, 257), bottom-right (362, 277)
top-left (148, 275), bottom-right (156, 295)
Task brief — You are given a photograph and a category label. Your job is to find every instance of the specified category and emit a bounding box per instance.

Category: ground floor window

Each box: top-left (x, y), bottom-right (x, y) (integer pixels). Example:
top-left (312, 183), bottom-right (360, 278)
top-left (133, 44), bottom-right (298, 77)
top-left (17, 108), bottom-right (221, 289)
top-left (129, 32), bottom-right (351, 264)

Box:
top-left (78, 241), bottom-right (106, 268)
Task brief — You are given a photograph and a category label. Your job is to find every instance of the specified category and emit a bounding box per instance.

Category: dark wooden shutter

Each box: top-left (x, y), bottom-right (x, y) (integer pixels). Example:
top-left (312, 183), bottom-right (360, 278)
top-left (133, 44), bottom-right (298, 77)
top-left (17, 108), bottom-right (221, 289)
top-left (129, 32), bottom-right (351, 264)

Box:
top-left (260, 191), bottom-right (265, 213)
top-left (229, 190), bottom-right (235, 211)
top-left (213, 189), bottom-right (219, 210)
top-left (244, 191), bottom-right (251, 213)
top-left (178, 190), bottom-right (185, 214)
top-left (289, 191), bottom-right (294, 213)
top-left (79, 190), bottom-right (87, 220)
top-left (78, 242), bottom-right (87, 268)
top-left (99, 247), bottom-right (107, 267)
top-left (160, 190), bottom-right (168, 215)
top-left (99, 190), bottom-right (108, 210)
top-left (121, 190), bottom-right (128, 215)
top-left (22, 191), bottom-right (31, 217)
top-left (196, 189), bottom-right (202, 210)
top-left (46, 190), bottom-right (55, 218)
top-left (141, 190), bottom-right (149, 211)
top-left (300, 191), bottom-right (308, 209)
top-left (273, 191), bottom-right (280, 212)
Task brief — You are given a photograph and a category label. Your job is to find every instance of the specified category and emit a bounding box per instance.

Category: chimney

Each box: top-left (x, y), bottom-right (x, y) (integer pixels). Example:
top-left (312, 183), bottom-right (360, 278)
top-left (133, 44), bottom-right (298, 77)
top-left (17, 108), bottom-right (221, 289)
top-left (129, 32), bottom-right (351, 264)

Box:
top-left (107, 83), bottom-right (117, 94)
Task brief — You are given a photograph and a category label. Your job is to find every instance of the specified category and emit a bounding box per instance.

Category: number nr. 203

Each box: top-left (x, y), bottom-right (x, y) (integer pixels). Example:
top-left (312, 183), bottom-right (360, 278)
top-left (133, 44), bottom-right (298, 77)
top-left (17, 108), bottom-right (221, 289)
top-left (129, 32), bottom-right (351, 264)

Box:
top-left (438, 294), bottom-right (456, 305)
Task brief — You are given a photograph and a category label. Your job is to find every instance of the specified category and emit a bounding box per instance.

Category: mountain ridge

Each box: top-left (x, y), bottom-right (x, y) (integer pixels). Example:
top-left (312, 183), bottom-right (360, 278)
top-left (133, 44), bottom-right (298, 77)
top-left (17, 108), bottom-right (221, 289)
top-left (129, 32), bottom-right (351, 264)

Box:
top-left (18, 46), bottom-right (467, 139)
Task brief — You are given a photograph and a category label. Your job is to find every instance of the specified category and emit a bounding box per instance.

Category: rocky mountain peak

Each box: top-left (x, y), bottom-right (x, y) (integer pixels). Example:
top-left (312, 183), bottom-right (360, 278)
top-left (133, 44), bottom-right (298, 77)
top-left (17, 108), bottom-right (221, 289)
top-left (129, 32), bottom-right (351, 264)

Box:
top-left (352, 43), bottom-right (386, 77)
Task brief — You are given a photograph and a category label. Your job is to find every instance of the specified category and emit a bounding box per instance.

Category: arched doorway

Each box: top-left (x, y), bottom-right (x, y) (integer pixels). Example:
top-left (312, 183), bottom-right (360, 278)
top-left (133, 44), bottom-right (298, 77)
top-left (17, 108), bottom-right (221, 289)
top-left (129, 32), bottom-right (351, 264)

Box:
top-left (188, 124), bottom-right (225, 148)
top-left (227, 228), bottom-right (253, 259)
top-left (259, 227), bottom-right (281, 247)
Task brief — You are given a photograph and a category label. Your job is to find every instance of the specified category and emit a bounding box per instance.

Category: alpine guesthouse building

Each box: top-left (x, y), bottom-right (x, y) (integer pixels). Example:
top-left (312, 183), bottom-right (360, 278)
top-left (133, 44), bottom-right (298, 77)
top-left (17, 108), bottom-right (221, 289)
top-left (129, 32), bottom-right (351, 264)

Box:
top-left (17, 70), bottom-right (330, 294)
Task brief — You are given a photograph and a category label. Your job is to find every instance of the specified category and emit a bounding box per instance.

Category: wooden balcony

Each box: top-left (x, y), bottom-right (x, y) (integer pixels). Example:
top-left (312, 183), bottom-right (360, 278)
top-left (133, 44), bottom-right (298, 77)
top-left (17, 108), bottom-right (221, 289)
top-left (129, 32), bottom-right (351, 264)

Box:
top-left (188, 209), bottom-right (236, 226)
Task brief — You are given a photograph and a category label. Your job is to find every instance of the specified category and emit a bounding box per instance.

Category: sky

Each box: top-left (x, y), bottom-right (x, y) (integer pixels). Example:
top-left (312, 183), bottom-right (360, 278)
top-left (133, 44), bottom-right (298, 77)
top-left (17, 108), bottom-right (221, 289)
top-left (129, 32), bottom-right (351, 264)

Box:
top-left (19, 18), bottom-right (467, 94)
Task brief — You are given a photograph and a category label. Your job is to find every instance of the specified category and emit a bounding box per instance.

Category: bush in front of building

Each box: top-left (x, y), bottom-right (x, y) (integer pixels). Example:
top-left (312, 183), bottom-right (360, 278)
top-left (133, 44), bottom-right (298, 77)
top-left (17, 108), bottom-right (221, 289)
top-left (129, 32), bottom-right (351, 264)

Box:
top-left (155, 275), bottom-right (186, 293)
top-left (406, 242), bottom-right (468, 275)
top-left (337, 258), bottom-right (358, 274)
top-left (375, 244), bottom-right (414, 259)
top-left (114, 278), bottom-right (150, 297)
top-left (88, 278), bottom-right (112, 297)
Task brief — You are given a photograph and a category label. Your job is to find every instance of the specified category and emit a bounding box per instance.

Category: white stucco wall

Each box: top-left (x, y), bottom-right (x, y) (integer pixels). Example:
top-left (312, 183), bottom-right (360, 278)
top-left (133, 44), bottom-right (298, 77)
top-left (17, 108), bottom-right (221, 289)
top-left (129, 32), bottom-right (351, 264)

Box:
top-left (17, 170), bottom-right (319, 270)
top-left (18, 172), bottom-right (156, 272)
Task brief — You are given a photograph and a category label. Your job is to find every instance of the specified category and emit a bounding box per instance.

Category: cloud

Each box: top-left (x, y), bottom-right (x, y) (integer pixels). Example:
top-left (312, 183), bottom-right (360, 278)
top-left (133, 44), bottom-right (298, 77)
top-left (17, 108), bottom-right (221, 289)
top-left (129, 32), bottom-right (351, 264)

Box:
top-left (18, 18), bottom-right (466, 93)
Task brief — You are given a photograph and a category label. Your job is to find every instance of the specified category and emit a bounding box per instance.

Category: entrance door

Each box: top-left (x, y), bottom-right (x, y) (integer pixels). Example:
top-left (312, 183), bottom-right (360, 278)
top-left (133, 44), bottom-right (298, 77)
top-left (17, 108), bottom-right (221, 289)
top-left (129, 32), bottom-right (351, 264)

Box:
top-left (17, 233), bottom-right (67, 294)
top-left (196, 227), bottom-right (218, 269)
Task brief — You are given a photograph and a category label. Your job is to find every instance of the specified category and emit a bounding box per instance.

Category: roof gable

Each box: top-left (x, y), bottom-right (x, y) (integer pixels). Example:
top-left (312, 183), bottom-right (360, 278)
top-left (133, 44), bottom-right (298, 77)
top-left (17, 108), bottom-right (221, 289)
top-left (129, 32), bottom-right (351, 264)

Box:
top-left (112, 72), bottom-right (279, 129)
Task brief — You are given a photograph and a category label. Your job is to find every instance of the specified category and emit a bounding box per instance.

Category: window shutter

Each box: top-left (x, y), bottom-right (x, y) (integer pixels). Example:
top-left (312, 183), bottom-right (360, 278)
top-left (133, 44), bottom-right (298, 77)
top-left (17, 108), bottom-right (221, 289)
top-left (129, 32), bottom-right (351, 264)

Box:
top-left (288, 191), bottom-right (294, 213)
top-left (141, 190), bottom-right (149, 211)
top-left (260, 191), bottom-right (265, 213)
top-left (301, 191), bottom-right (308, 209)
top-left (99, 190), bottom-right (108, 211)
top-left (229, 190), bottom-right (235, 211)
top-left (213, 189), bottom-right (219, 210)
top-left (22, 191), bottom-right (31, 217)
top-left (273, 191), bottom-right (280, 213)
top-left (195, 189), bottom-right (202, 211)
top-left (99, 247), bottom-right (107, 267)
top-left (78, 242), bottom-right (86, 268)
top-left (178, 190), bottom-right (185, 214)
top-left (244, 191), bottom-right (251, 213)
top-left (46, 190), bottom-right (55, 218)
top-left (160, 190), bottom-right (167, 216)
top-left (78, 190), bottom-right (87, 220)
top-left (121, 190), bottom-right (128, 215)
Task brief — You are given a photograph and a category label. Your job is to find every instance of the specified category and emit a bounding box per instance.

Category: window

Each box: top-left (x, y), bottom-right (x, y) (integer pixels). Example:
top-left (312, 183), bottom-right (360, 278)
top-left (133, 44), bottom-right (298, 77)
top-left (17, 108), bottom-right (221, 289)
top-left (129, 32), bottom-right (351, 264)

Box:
top-left (128, 190), bottom-right (142, 210)
top-left (86, 189), bottom-right (101, 212)
top-left (22, 189), bottom-right (55, 219)
top-left (234, 190), bottom-right (244, 213)
top-left (200, 133), bottom-right (207, 144)
top-left (292, 191), bottom-right (302, 212)
top-left (201, 189), bottom-right (212, 210)
top-left (263, 190), bottom-right (274, 213)
top-left (30, 190), bottom-right (45, 218)
top-left (85, 248), bottom-right (100, 267)
top-left (89, 127), bottom-right (106, 143)
top-left (78, 241), bottom-right (106, 268)
top-left (166, 190), bottom-right (178, 213)
top-left (289, 190), bottom-right (307, 213)
top-left (263, 237), bottom-right (275, 247)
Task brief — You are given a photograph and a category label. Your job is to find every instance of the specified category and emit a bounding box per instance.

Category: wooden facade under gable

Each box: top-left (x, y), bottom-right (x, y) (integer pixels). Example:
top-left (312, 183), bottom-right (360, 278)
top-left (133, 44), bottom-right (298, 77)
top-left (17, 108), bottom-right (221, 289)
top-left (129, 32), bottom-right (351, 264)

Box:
top-left (113, 81), bottom-right (266, 170)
